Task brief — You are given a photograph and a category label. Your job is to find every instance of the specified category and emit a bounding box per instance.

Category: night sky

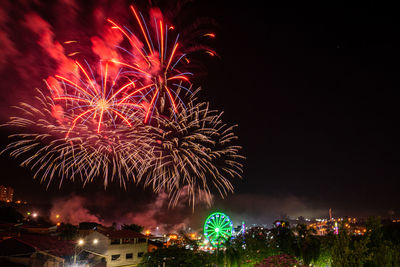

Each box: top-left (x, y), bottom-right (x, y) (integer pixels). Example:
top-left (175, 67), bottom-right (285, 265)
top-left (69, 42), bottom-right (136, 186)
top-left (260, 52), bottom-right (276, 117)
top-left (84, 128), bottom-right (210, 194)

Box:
top-left (1, 0), bottom-right (400, 228)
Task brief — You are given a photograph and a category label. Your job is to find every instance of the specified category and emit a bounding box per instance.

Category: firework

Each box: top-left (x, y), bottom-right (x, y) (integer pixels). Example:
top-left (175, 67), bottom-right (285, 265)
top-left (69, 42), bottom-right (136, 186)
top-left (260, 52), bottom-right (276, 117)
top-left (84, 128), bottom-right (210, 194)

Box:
top-left (1, 4), bottom-right (244, 208)
top-left (107, 5), bottom-right (217, 123)
top-left (1, 87), bottom-right (243, 206)
top-left (47, 60), bottom-right (144, 136)
top-left (141, 98), bottom-right (244, 207)
top-left (1, 89), bottom-right (153, 187)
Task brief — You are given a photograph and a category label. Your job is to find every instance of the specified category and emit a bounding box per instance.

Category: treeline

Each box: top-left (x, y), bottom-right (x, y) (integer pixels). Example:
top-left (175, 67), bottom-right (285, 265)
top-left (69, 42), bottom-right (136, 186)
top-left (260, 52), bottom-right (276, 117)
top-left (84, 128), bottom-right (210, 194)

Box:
top-left (140, 217), bottom-right (400, 267)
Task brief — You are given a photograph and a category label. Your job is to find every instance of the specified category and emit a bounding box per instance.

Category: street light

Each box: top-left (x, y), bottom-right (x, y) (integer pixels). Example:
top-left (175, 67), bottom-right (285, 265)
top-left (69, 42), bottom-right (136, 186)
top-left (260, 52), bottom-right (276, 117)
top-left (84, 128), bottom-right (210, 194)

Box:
top-left (73, 239), bottom-right (104, 266)
top-left (74, 239), bottom-right (85, 265)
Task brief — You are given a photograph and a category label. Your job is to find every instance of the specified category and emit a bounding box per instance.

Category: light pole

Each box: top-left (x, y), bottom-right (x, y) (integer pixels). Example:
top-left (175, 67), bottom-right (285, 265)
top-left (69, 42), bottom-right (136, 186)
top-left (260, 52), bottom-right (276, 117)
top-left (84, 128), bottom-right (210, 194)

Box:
top-left (73, 239), bottom-right (84, 265)
top-left (73, 238), bottom-right (102, 266)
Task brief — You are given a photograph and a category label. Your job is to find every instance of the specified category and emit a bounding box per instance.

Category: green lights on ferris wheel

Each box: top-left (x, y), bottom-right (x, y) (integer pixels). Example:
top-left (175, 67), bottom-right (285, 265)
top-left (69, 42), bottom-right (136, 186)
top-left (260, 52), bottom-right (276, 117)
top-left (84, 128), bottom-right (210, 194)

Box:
top-left (203, 212), bottom-right (233, 248)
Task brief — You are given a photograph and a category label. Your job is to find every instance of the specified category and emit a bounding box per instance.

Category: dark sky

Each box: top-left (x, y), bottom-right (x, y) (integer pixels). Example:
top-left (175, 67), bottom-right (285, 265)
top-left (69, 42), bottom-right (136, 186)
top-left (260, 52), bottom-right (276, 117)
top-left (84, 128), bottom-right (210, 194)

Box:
top-left (205, 0), bottom-right (400, 218)
top-left (1, 0), bottom-right (400, 227)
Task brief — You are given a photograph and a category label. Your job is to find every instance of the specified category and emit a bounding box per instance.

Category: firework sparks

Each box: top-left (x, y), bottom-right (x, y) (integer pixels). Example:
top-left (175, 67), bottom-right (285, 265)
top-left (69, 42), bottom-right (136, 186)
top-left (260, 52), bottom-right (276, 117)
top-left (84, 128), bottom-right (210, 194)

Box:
top-left (47, 60), bottom-right (144, 136)
top-left (1, 4), bottom-right (244, 208)
top-left (1, 89), bottom-right (153, 187)
top-left (107, 5), bottom-right (216, 123)
top-left (141, 99), bottom-right (244, 207)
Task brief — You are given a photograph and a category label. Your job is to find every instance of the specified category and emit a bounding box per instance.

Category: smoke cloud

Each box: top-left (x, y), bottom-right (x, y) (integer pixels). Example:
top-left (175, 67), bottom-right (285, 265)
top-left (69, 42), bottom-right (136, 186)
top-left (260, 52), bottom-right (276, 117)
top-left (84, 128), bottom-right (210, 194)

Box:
top-left (50, 194), bottom-right (103, 225)
top-left (50, 188), bottom-right (211, 233)
top-left (214, 193), bottom-right (332, 227)
top-left (0, 7), bottom-right (18, 73)
top-left (49, 191), bottom-right (337, 233)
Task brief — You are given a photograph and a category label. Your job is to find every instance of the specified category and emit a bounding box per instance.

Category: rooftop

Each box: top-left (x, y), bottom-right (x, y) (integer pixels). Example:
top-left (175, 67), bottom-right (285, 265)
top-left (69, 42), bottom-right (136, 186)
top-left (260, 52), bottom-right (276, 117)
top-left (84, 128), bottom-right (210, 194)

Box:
top-left (97, 229), bottom-right (147, 239)
top-left (0, 233), bottom-right (75, 258)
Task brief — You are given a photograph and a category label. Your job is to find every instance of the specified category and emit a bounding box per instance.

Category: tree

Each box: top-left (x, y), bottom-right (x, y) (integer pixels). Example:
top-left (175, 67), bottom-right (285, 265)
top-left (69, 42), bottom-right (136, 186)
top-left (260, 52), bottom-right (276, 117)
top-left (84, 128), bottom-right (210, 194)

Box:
top-left (58, 223), bottom-right (78, 240)
top-left (294, 224), bottom-right (321, 265)
top-left (368, 241), bottom-right (400, 267)
top-left (223, 239), bottom-right (241, 267)
top-left (0, 205), bottom-right (23, 223)
top-left (78, 222), bottom-right (100, 230)
top-left (364, 216), bottom-right (400, 267)
top-left (312, 235), bottom-right (333, 267)
top-left (229, 227), bottom-right (277, 266)
top-left (331, 227), bottom-right (370, 267)
top-left (254, 254), bottom-right (303, 267)
top-left (331, 217), bottom-right (400, 267)
top-left (139, 246), bottom-right (214, 267)
top-left (122, 223), bottom-right (144, 233)
top-left (382, 220), bottom-right (400, 246)
top-left (366, 216), bottom-right (383, 248)
top-left (270, 222), bottom-right (297, 256)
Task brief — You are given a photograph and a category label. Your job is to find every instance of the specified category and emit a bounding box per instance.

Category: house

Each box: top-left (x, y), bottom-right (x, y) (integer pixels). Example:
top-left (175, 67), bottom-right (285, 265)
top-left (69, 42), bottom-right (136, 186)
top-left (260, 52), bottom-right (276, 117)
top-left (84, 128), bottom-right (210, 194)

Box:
top-left (0, 233), bottom-right (75, 267)
top-left (80, 229), bottom-right (148, 267)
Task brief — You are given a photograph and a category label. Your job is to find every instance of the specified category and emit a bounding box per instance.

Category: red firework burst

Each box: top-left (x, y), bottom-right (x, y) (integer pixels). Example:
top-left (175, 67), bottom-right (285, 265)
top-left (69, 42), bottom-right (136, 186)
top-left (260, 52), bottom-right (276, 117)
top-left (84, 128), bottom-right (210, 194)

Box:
top-left (107, 5), bottom-right (216, 123)
top-left (46, 60), bottom-right (143, 137)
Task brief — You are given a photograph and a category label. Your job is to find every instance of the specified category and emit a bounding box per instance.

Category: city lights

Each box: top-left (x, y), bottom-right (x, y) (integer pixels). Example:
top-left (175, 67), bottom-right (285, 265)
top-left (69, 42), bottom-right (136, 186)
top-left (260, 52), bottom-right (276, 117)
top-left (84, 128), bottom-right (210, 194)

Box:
top-left (169, 234), bottom-right (178, 240)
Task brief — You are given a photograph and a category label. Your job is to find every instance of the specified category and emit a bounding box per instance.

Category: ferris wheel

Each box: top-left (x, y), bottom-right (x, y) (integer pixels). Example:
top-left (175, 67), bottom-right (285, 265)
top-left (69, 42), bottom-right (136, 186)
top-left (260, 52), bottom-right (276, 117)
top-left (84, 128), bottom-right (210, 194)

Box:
top-left (204, 212), bottom-right (233, 247)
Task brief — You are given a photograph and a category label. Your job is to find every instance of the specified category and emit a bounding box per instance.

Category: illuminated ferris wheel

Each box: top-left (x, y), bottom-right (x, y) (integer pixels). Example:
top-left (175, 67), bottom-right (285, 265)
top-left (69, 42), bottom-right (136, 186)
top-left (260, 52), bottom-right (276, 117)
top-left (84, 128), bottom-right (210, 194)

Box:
top-left (204, 212), bottom-right (233, 247)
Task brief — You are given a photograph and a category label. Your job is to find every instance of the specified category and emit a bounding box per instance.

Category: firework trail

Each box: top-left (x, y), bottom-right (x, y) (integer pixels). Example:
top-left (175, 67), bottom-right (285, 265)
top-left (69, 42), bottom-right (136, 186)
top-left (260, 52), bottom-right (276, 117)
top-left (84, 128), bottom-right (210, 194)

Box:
top-left (1, 88), bottom-right (153, 188)
top-left (107, 5), bottom-right (217, 123)
top-left (141, 97), bottom-right (244, 207)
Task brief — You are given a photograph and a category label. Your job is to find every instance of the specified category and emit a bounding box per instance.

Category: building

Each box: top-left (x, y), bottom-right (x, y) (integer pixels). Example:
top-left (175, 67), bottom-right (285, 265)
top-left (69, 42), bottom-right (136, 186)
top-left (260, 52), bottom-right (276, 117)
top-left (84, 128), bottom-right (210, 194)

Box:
top-left (0, 185), bottom-right (14, 202)
top-left (80, 229), bottom-right (148, 267)
top-left (0, 233), bottom-right (75, 267)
